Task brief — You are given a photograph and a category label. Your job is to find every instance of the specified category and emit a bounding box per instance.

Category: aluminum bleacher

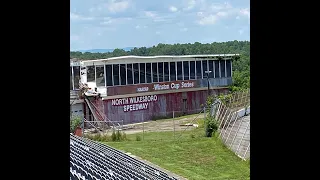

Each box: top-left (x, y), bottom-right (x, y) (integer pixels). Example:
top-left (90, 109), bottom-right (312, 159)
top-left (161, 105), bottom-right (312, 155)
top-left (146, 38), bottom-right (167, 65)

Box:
top-left (70, 134), bottom-right (178, 180)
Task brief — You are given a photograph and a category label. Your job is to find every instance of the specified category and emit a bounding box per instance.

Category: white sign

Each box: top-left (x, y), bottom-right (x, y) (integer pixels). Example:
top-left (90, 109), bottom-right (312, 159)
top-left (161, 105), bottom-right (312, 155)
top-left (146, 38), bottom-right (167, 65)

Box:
top-left (137, 87), bottom-right (149, 92)
top-left (153, 81), bottom-right (194, 91)
top-left (111, 95), bottom-right (158, 112)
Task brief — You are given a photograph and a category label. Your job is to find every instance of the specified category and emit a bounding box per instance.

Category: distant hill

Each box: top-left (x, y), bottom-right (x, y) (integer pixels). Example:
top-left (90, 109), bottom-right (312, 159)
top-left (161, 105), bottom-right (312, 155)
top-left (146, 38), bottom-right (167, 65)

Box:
top-left (77, 47), bottom-right (135, 53)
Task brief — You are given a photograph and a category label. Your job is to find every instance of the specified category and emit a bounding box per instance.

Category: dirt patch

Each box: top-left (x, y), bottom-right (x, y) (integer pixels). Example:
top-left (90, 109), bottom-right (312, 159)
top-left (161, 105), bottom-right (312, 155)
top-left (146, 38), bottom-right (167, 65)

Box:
top-left (85, 113), bottom-right (206, 136)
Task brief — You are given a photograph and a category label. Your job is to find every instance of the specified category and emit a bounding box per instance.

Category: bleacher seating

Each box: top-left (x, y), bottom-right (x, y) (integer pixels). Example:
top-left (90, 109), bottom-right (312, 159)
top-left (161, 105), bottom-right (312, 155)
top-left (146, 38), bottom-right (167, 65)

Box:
top-left (70, 134), bottom-right (178, 180)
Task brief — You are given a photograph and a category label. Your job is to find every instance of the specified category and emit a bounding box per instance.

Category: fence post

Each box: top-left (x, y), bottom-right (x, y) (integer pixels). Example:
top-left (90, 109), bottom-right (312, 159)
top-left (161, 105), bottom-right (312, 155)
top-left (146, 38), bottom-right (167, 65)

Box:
top-left (173, 111), bottom-right (175, 140)
top-left (204, 106), bottom-right (206, 135)
top-left (142, 113), bottom-right (144, 141)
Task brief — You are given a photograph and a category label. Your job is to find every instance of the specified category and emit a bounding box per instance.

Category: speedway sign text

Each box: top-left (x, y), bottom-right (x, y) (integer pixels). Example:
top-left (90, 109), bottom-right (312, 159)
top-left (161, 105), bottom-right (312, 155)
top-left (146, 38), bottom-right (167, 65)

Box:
top-left (111, 95), bottom-right (158, 112)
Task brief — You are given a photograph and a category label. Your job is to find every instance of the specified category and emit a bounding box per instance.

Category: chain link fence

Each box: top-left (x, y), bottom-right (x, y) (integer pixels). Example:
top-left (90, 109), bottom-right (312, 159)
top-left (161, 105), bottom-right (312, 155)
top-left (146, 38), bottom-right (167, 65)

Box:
top-left (212, 89), bottom-right (250, 160)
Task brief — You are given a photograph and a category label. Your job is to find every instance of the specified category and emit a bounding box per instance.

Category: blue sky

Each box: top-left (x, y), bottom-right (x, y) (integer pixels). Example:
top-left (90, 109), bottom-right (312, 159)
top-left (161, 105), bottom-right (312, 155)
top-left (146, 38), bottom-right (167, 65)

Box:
top-left (70, 0), bottom-right (250, 51)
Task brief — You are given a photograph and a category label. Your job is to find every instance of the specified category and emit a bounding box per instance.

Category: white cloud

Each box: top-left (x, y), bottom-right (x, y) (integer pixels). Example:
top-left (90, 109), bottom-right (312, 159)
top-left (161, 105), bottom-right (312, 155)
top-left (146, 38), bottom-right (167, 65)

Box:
top-left (177, 22), bottom-right (185, 26)
top-left (107, 0), bottom-right (130, 13)
top-left (135, 25), bottom-right (147, 29)
top-left (197, 12), bottom-right (203, 16)
top-left (240, 8), bottom-right (250, 19)
top-left (144, 11), bottom-right (170, 22)
top-left (70, 12), bottom-right (94, 21)
top-left (145, 11), bottom-right (156, 18)
top-left (156, 31), bottom-right (161, 34)
top-left (180, 28), bottom-right (188, 32)
top-left (198, 15), bottom-right (218, 25)
top-left (224, 2), bottom-right (232, 9)
top-left (100, 20), bottom-right (113, 25)
top-left (239, 29), bottom-right (244, 35)
top-left (216, 11), bottom-right (228, 17)
top-left (194, 2), bottom-right (250, 25)
top-left (169, 6), bottom-right (178, 12)
top-left (184, 0), bottom-right (196, 10)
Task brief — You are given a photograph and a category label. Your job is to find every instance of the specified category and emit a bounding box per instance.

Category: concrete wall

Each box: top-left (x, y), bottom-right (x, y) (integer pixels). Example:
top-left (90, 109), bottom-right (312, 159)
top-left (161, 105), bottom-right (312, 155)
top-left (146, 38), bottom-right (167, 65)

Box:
top-left (227, 106), bottom-right (251, 123)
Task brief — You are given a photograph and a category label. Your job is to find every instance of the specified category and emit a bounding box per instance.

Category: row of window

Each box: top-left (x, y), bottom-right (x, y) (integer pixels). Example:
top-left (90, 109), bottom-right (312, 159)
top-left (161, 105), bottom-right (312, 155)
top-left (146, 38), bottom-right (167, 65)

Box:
top-left (70, 60), bottom-right (232, 89)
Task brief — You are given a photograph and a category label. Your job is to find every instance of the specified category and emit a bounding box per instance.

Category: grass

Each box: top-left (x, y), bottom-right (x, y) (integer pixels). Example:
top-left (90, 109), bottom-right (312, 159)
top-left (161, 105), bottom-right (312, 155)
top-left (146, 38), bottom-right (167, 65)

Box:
top-left (103, 122), bottom-right (250, 180)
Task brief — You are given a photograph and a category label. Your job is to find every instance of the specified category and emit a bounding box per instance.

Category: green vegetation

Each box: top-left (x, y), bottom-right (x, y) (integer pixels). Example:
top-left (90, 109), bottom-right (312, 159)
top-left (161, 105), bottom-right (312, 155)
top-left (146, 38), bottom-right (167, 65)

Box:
top-left (84, 130), bottom-right (128, 142)
top-left (70, 40), bottom-right (250, 90)
top-left (204, 116), bottom-right (219, 137)
top-left (70, 115), bottom-right (82, 133)
top-left (103, 127), bottom-right (249, 180)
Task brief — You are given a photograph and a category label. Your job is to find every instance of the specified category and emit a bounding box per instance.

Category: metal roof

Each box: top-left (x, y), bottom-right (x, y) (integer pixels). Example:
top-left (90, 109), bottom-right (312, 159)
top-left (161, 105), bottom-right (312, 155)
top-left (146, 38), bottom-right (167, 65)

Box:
top-left (79, 54), bottom-right (240, 63)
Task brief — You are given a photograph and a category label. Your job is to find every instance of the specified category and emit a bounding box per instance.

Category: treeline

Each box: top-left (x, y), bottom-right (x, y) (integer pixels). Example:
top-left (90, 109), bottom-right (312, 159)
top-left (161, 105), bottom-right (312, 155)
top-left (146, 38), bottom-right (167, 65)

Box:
top-left (70, 40), bottom-right (250, 91)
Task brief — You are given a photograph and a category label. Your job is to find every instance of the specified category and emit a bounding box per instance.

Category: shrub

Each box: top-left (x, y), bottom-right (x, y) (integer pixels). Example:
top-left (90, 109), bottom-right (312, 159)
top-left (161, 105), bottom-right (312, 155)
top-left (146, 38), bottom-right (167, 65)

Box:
top-left (116, 130), bottom-right (122, 141)
top-left (205, 116), bottom-right (219, 132)
top-left (70, 115), bottom-right (82, 133)
top-left (136, 135), bottom-right (141, 141)
top-left (111, 129), bottom-right (117, 141)
top-left (93, 133), bottom-right (101, 141)
top-left (205, 116), bottom-right (219, 137)
top-left (122, 132), bottom-right (127, 141)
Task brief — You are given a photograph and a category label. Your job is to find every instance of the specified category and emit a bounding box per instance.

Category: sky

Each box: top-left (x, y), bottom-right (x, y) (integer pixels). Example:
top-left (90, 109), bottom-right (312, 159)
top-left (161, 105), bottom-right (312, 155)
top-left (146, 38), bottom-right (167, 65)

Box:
top-left (70, 0), bottom-right (250, 51)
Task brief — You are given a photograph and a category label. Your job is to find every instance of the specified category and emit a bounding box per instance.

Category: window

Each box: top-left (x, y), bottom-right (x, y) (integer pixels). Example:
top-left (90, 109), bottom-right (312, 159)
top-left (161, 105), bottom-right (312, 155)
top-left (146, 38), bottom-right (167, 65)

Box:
top-left (106, 65), bottom-right (113, 86)
top-left (177, 61), bottom-right (183, 80)
top-left (170, 62), bottom-right (176, 81)
top-left (146, 63), bottom-right (152, 83)
top-left (183, 61), bottom-right (189, 80)
top-left (220, 60), bottom-right (226, 78)
top-left (139, 63), bottom-right (146, 83)
top-left (164, 62), bottom-right (169, 81)
top-left (202, 60), bottom-right (208, 78)
top-left (226, 60), bottom-right (232, 77)
top-left (113, 64), bottom-right (120, 86)
top-left (214, 61), bottom-right (220, 78)
top-left (152, 63), bottom-right (158, 82)
top-left (127, 64), bottom-right (133, 85)
top-left (196, 60), bottom-right (202, 79)
top-left (133, 63), bottom-right (139, 84)
top-left (87, 66), bottom-right (95, 82)
top-left (120, 64), bottom-right (126, 85)
top-left (208, 60), bottom-right (214, 78)
top-left (158, 62), bottom-right (164, 82)
top-left (95, 65), bottom-right (105, 87)
top-left (190, 61), bottom-right (195, 79)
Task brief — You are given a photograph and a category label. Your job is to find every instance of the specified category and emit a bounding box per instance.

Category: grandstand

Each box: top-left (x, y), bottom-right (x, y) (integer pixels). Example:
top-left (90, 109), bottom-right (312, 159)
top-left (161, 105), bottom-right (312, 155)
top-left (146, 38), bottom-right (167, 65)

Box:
top-left (70, 54), bottom-right (239, 128)
top-left (70, 133), bottom-right (179, 180)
